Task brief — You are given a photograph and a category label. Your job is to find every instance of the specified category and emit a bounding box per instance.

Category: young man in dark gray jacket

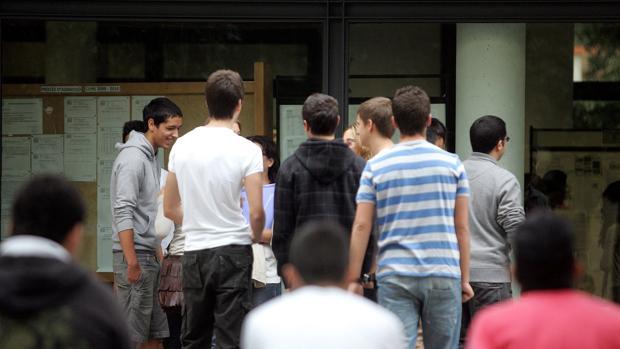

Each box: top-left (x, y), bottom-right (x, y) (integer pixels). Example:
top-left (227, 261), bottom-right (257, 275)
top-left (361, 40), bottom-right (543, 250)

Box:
top-left (460, 115), bottom-right (525, 347)
top-left (111, 97), bottom-right (183, 348)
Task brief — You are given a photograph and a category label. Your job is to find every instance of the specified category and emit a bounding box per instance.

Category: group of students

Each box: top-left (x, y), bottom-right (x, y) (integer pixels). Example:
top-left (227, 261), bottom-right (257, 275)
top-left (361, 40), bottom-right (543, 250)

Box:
top-left (1, 67), bottom-right (620, 349)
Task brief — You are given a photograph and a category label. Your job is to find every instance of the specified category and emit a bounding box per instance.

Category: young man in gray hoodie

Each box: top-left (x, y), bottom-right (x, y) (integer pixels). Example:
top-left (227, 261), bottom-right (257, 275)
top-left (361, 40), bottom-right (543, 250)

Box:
top-left (111, 97), bottom-right (183, 349)
top-left (459, 115), bottom-right (525, 348)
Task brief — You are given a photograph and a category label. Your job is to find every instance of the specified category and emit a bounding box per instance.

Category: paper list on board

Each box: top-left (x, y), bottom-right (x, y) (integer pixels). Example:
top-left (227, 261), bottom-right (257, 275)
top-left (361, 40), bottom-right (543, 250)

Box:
top-left (97, 224), bottom-right (113, 272)
top-left (31, 135), bottom-right (64, 175)
top-left (64, 97), bottom-right (97, 134)
top-left (98, 96), bottom-right (130, 128)
top-left (64, 133), bottom-right (96, 181)
top-left (279, 105), bottom-right (306, 161)
top-left (0, 180), bottom-right (26, 239)
top-left (98, 127), bottom-right (123, 160)
top-left (2, 98), bottom-right (43, 135)
top-left (2, 137), bottom-right (31, 179)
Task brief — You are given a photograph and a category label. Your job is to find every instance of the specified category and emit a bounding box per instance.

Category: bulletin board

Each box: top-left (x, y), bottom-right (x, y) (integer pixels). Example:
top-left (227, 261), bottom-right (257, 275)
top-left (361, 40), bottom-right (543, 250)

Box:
top-left (1, 62), bottom-right (272, 280)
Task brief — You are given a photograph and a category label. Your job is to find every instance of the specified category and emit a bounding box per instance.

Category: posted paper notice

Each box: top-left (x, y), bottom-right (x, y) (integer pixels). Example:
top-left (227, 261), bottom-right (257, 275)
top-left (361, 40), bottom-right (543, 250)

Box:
top-left (2, 137), bottom-right (31, 179)
top-left (2, 98), bottom-right (42, 135)
top-left (64, 133), bottom-right (96, 181)
top-left (98, 96), bottom-right (130, 128)
top-left (65, 97), bottom-right (97, 134)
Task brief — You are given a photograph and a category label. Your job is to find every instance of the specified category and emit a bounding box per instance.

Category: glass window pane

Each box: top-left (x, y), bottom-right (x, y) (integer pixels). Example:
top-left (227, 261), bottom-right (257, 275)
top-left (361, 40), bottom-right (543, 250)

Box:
top-left (1, 20), bottom-right (322, 275)
top-left (528, 22), bottom-right (620, 303)
top-left (349, 23), bottom-right (441, 76)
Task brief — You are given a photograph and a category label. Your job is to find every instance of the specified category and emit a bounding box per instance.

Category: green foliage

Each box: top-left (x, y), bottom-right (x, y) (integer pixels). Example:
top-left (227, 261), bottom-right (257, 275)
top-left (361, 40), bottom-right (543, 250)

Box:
top-left (576, 23), bottom-right (620, 81)
top-left (573, 101), bottom-right (620, 129)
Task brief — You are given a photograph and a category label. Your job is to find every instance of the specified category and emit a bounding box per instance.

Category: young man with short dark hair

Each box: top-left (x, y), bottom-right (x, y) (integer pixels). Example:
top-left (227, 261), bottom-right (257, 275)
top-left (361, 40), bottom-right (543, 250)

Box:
top-left (348, 86), bottom-right (472, 349)
top-left (426, 117), bottom-right (447, 149)
top-left (273, 93), bottom-right (366, 282)
top-left (164, 69), bottom-right (265, 349)
top-left (0, 175), bottom-right (130, 349)
top-left (242, 222), bottom-right (405, 349)
top-left (459, 115), bottom-right (525, 346)
top-left (467, 213), bottom-right (620, 349)
top-left (111, 97), bottom-right (183, 348)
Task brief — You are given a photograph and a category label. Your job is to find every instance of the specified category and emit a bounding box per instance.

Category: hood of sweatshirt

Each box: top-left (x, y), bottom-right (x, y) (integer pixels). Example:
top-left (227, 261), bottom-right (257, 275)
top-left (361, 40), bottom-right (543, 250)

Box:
top-left (115, 131), bottom-right (156, 160)
top-left (293, 139), bottom-right (358, 185)
top-left (0, 256), bottom-right (88, 318)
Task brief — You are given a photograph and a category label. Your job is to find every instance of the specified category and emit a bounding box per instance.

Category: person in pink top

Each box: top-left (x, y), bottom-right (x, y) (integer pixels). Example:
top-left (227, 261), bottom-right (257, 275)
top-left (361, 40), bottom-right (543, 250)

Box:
top-left (466, 213), bottom-right (620, 349)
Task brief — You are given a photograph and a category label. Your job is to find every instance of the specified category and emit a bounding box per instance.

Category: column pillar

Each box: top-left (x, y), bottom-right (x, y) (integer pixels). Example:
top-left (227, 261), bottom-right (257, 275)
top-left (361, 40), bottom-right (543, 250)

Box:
top-left (455, 23), bottom-right (526, 188)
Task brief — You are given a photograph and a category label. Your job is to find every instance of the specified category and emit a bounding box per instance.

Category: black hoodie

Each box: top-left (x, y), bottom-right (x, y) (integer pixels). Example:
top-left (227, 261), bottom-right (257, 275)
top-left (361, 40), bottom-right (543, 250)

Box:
top-left (0, 256), bottom-right (131, 349)
top-left (273, 139), bottom-right (369, 272)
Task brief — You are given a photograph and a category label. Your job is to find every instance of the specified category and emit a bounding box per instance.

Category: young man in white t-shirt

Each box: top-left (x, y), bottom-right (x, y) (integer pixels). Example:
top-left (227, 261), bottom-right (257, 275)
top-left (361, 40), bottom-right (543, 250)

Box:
top-left (164, 69), bottom-right (265, 349)
top-left (242, 222), bottom-right (406, 349)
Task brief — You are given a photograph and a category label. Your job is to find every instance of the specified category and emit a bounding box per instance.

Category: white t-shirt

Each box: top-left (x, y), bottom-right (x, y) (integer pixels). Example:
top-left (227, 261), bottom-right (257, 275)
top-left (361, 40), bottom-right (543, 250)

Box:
top-left (168, 126), bottom-right (263, 251)
top-left (241, 286), bottom-right (406, 349)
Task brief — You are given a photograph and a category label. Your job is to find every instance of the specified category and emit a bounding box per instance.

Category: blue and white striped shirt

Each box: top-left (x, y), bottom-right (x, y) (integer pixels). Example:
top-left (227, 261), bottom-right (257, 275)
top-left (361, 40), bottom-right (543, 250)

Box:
top-left (356, 140), bottom-right (469, 280)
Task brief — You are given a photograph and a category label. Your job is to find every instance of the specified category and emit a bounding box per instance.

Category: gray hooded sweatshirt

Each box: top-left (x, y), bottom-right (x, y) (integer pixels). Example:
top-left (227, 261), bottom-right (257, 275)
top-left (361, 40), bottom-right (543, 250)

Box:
top-left (463, 152), bottom-right (525, 283)
top-left (111, 131), bottom-right (160, 252)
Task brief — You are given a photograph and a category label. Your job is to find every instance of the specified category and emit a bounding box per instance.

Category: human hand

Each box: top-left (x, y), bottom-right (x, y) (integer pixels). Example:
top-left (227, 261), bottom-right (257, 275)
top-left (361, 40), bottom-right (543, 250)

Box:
top-left (347, 282), bottom-right (364, 296)
top-left (462, 282), bottom-right (474, 303)
top-left (127, 263), bottom-right (142, 284)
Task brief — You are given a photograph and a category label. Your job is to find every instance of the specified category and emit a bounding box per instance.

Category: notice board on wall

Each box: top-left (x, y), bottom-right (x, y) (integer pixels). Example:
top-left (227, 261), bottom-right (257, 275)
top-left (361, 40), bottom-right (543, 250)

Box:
top-left (1, 62), bottom-right (272, 279)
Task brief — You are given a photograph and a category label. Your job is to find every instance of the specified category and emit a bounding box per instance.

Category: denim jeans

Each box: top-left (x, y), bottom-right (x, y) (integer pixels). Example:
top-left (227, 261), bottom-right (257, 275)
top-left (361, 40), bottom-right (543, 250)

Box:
top-left (252, 283), bottom-right (282, 307)
top-left (459, 282), bottom-right (512, 348)
top-left (378, 275), bottom-right (461, 349)
top-left (182, 245), bottom-right (253, 349)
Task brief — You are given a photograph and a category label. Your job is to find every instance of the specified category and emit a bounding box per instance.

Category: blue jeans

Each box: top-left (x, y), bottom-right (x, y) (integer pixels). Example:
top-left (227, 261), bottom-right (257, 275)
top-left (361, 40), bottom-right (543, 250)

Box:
top-left (378, 275), bottom-right (461, 349)
top-left (253, 283), bottom-right (282, 307)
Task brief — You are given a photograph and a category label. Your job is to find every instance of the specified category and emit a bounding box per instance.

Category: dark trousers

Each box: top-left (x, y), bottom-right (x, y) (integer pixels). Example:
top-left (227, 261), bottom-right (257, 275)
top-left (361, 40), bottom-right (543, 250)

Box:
top-left (181, 245), bottom-right (253, 349)
top-left (163, 308), bottom-right (182, 349)
top-left (459, 282), bottom-right (512, 349)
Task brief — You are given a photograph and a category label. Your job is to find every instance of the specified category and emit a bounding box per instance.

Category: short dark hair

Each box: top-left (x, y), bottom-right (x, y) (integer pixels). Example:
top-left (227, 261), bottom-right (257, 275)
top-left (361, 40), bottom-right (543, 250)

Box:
top-left (143, 97), bottom-right (183, 127)
top-left (469, 115), bottom-right (507, 154)
top-left (514, 212), bottom-right (574, 292)
top-left (302, 93), bottom-right (340, 136)
top-left (11, 175), bottom-right (86, 244)
top-left (542, 170), bottom-right (567, 191)
top-left (392, 85), bottom-right (431, 136)
top-left (289, 221), bottom-right (348, 285)
top-left (122, 120), bottom-right (147, 142)
top-left (358, 97), bottom-right (394, 139)
top-left (205, 69), bottom-right (244, 119)
top-left (247, 135), bottom-right (279, 184)
top-left (542, 170), bottom-right (567, 209)
top-left (426, 118), bottom-right (447, 145)
top-left (603, 181), bottom-right (620, 203)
